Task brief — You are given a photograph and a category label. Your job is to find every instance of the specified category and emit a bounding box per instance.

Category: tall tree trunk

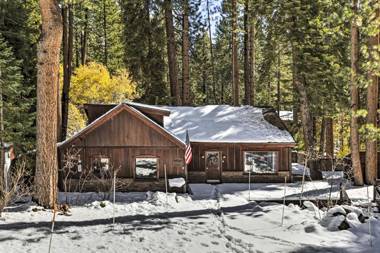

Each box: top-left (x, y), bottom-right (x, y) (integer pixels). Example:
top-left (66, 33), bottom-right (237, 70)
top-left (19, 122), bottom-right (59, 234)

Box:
top-left (292, 46), bottom-right (314, 152)
top-left (35, 0), bottom-right (63, 208)
top-left (295, 76), bottom-right (314, 151)
top-left (231, 0), bottom-right (239, 106)
top-left (350, 0), bottom-right (364, 186)
top-left (243, 0), bottom-right (251, 105)
top-left (164, 0), bottom-right (180, 105)
top-left (206, 0), bottom-right (216, 103)
top-left (81, 7), bottom-right (88, 65)
top-left (339, 113), bottom-right (345, 153)
top-left (103, 0), bottom-right (108, 68)
top-left (0, 70), bottom-right (4, 192)
top-left (325, 117), bottom-right (334, 158)
top-left (144, 0), bottom-right (152, 99)
top-left (75, 30), bottom-right (80, 67)
top-left (276, 51), bottom-right (281, 113)
top-left (182, 0), bottom-right (191, 105)
top-left (249, 14), bottom-right (255, 105)
top-left (61, 2), bottom-right (73, 141)
top-left (319, 117), bottom-right (326, 155)
top-left (61, 4), bottom-right (67, 141)
top-left (365, 8), bottom-right (379, 184)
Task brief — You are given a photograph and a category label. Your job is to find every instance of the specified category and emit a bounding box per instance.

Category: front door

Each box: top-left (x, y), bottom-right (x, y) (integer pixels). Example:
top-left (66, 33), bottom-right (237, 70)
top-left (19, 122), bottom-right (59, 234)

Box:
top-left (205, 151), bottom-right (221, 183)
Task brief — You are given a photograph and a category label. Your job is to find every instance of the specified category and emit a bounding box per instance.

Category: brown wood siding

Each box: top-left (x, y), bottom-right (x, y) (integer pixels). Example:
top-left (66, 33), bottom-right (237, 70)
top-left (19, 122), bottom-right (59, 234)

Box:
top-left (81, 109), bottom-right (178, 147)
top-left (67, 147), bottom-right (184, 179)
top-left (188, 142), bottom-right (293, 182)
top-left (59, 108), bottom-right (185, 189)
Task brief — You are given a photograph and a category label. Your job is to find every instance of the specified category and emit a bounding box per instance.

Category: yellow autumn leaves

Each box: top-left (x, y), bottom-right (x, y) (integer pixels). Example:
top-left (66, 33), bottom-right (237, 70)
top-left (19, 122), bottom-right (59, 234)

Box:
top-left (70, 62), bottom-right (137, 104)
top-left (63, 62), bottom-right (138, 137)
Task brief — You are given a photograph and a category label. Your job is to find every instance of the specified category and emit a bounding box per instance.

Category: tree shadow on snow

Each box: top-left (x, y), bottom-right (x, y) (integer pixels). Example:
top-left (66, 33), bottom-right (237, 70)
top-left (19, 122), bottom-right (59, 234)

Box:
top-left (0, 202), bottom-right (263, 235)
top-left (290, 245), bottom-right (352, 253)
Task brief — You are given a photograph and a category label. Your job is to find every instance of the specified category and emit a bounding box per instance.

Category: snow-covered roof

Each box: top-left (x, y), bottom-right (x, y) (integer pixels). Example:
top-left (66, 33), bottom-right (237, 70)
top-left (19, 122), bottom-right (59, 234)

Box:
top-left (163, 105), bottom-right (295, 144)
top-left (124, 100), bottom-right (171, 114)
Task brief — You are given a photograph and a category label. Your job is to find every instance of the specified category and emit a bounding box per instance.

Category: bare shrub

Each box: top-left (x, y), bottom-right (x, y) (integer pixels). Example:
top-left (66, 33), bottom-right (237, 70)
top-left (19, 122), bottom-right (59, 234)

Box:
top-left (59, 148), bottom-right (82, 204)
top-left (90, 165), bottom-right (121, 201)
top-left (0, 159), bottom-right (31, 217)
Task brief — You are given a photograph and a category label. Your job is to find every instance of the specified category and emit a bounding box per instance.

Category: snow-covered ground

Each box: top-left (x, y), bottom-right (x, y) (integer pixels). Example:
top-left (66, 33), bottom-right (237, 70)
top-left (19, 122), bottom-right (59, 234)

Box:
top-left (0, 183), bottom-right (378, 253)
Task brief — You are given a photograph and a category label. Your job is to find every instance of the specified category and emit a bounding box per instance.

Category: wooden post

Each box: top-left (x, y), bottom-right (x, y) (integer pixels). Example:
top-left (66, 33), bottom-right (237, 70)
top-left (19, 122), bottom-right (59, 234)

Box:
top-left (0, 69), bottom-right (4, 193)
top-left (164, 164), bottom-right (168, 204)
top-left (367, 185), bottom-right (372, 247)
top-left (185, 163), bottom-right (188, 182)
top-left (281, 176), bottom-right (287, 226)
top-left (112, 169), bottom-right (116, 224)
top-left (184, 163), bottom-right (188, 193)
top-left (299, 157), bottom-right (308, 206)
top-left (248, 167), bottom-right (251, 201)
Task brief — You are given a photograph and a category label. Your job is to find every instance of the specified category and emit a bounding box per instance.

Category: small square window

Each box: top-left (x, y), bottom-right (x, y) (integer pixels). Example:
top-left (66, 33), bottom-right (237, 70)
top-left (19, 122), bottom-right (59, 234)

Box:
top-left (92, 156), bottom-right (110, 174)
top-left (244, 151), bottom-right (277, 174)
top-left (135, 157), bottom-right (158, 179)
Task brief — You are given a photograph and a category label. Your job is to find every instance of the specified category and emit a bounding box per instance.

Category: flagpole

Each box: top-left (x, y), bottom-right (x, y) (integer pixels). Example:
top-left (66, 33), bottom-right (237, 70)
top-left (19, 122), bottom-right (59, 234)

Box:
top-left (184, 163), bottom-right (188, 193)
top-left (185, 163), bottom-right (188, 182)
top-left (184, 129), bottom-right (192, 193)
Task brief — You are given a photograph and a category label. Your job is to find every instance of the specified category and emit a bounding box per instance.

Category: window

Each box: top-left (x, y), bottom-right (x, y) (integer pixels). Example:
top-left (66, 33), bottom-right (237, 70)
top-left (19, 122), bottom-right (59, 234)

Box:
top-left (135, 157), bottom-right (158, 179)
top-left (244, 151), bottom-right (277, 174)
top-left (92, 156), bottom-right (110, 174)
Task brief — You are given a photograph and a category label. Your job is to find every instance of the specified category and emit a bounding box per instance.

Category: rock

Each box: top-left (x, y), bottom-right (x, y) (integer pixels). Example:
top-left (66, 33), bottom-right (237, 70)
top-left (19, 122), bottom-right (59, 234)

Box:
top-left (346, 212), bottom-right (359, 222)
top-left (304, 224), bottom-right (318, 233)
top-left (326, 206), bottom-right (346, 216)
top-left (320, 214), bottom-right (346, 231)
top-left (342, 205), bottom-right (363, 217)
top-left (303, 201), bottom-right (318, 212)
top-left (346, 212), bottom-right (361, 228)
top-left (338, 219), bottom-right (350, 230)
top-left (358, 213), bottom-right (367, 223)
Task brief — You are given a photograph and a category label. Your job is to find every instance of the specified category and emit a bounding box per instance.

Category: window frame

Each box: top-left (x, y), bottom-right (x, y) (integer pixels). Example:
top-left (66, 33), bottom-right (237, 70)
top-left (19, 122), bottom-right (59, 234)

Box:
top-left (91, 155), bottom-right (111, 175)
top-left (134, 155), bottom-right (159, 180)
top-left (243, 151), bottom-right (279, 175)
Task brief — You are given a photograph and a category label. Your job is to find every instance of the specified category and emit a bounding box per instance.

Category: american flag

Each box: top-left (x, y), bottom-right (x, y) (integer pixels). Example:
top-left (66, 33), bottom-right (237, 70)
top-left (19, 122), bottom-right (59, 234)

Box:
top-left (185, 130), bottom-right (192, 165)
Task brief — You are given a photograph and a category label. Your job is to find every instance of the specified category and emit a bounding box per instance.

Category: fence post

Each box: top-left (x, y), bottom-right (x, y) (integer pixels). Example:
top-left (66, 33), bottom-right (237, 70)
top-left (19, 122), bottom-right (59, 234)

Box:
top-left (113, 170), bottom-right (116, 224)
top-left (164, 164), bottom-right (168, 204)
top-left (281, 176), bottom-right (287, 226)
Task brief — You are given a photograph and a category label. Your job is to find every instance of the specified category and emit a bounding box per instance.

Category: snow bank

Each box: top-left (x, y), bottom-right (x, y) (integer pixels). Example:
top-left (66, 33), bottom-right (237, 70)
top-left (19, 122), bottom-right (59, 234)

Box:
top-left (1, 188), bottom-right (379, 253)
top-left (196, 182), bottom-right (373, 201)
top-left (322, 171), bottom-right (344, 180)
top-left (292, 163), bottom-right (310, 176)
top-left (326, 206), bottom-right (347, 216)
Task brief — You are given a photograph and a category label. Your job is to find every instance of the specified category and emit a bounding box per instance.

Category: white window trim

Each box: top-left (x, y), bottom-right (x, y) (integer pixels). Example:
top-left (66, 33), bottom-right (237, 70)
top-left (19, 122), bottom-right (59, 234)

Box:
top-left (135, 157), bottom-right (159, 180)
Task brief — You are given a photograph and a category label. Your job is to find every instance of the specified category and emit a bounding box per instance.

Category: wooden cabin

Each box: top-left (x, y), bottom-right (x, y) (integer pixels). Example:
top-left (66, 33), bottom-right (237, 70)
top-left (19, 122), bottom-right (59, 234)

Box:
top-left (58, 102), bottom-right (295, 192)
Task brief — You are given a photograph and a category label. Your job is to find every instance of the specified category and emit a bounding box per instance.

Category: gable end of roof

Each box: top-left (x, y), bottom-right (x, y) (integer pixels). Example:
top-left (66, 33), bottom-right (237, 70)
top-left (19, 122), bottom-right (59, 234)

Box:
top-left (58, 103), bottom-right (185, 149)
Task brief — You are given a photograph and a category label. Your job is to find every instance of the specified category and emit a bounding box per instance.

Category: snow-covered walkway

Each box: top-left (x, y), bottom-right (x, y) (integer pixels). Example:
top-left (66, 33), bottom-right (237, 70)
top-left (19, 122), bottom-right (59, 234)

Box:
top-left (0, 185), bottom-right (378, 253)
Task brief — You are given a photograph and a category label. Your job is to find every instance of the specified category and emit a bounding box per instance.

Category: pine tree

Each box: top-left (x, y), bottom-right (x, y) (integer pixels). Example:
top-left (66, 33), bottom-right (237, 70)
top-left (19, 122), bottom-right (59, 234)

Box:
top-left (164, 0), bottom-right (180, 105)
top-left (0, 0), bottom-right (39, 151)
top-left (364, 6), bottom-right (379, 184)
top-left (0, 35), bottom-right (33, 161)
top-left (182, 0), bottom-right (191, 105)
top-left (121, 0), bottom-right (168, 104)
top-left (231, 0), bottom-right (239, 106)
top-left (191, 32), bottom-right (213, 104)
top-left (88, 0), bottom-right (124, 73)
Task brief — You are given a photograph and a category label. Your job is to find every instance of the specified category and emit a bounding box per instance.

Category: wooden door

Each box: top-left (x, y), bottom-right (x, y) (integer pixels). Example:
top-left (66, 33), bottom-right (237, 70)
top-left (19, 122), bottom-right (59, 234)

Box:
top-left (205, 151), bottom-right (221, 182)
